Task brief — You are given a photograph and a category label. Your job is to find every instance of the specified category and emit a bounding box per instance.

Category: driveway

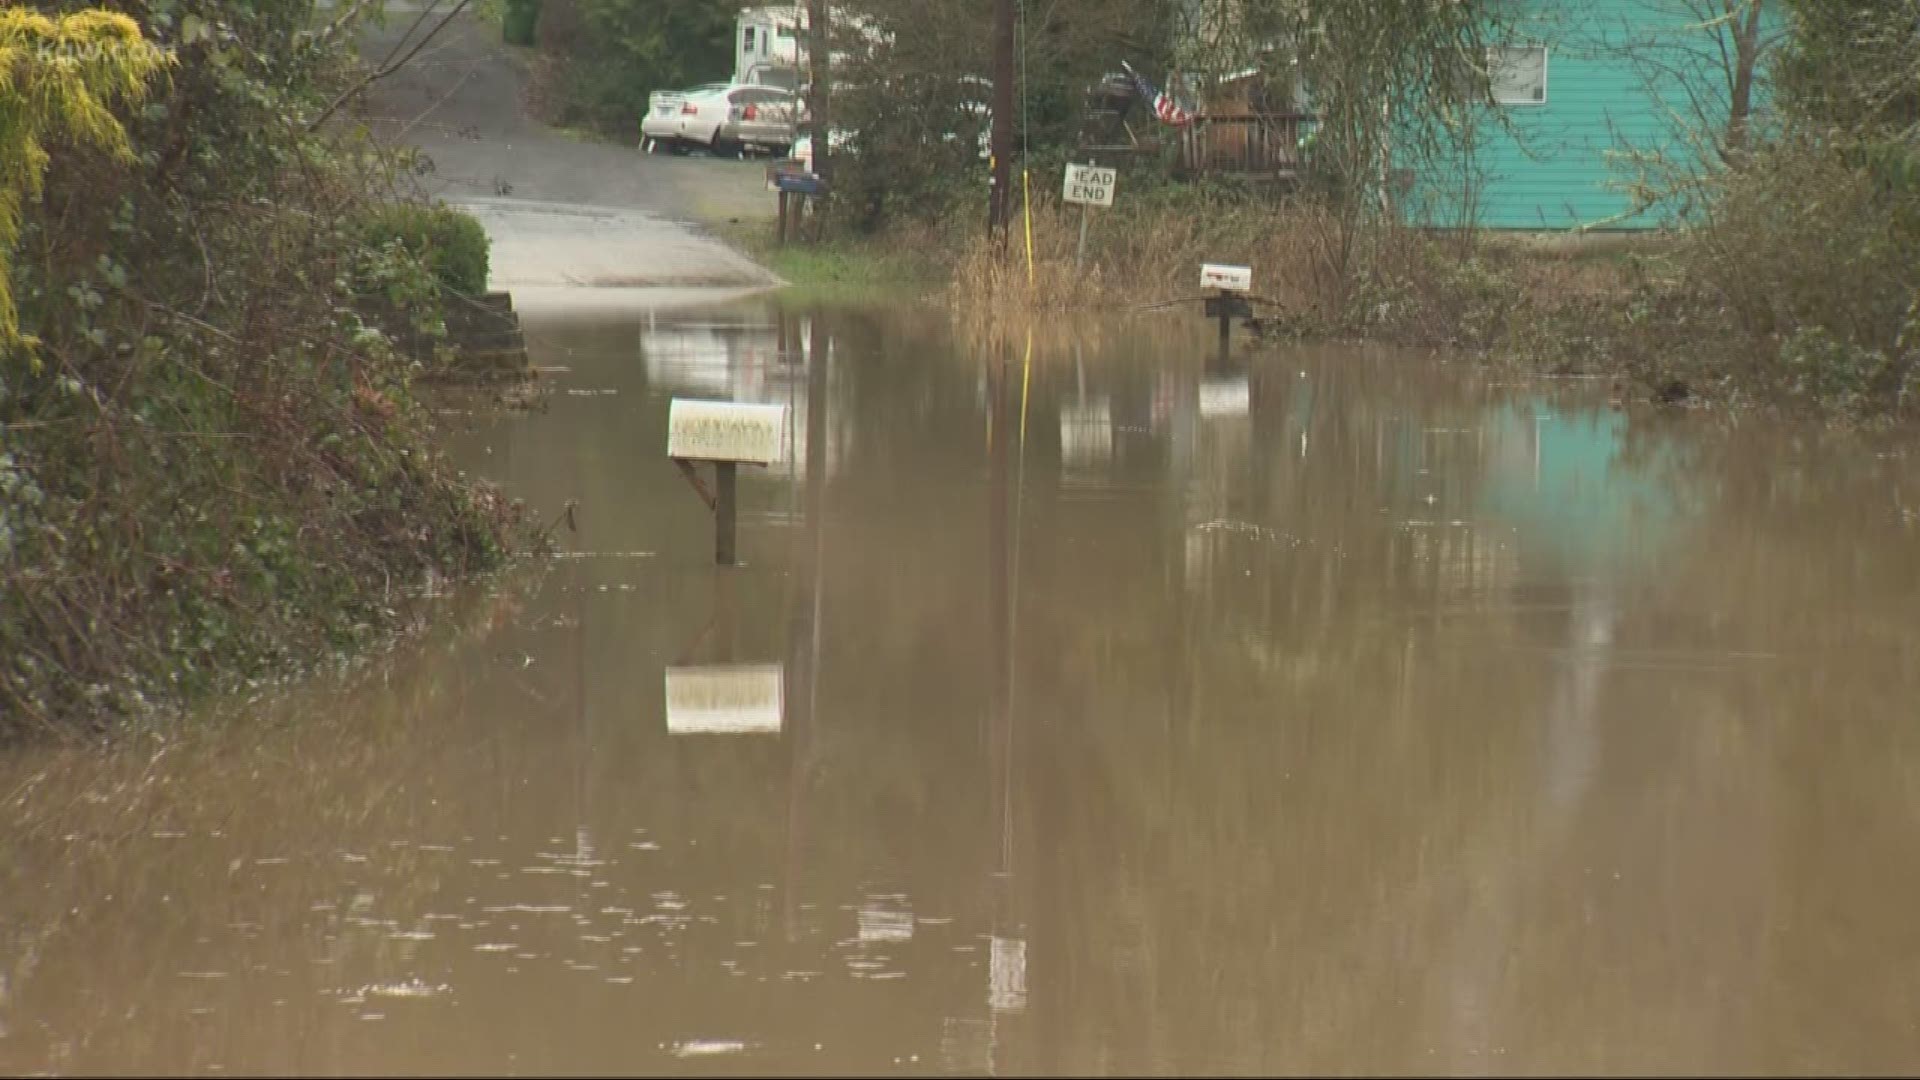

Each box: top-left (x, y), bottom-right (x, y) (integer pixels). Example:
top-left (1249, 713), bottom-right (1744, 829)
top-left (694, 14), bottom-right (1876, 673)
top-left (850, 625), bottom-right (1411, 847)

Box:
top-left (353, 8), bottom-right (779, 294)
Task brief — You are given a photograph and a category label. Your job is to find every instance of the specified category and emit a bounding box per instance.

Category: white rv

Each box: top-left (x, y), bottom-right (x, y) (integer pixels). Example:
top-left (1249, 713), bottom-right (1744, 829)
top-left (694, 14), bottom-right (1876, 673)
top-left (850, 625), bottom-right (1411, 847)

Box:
top-left (734, 5), bottom-right (804, 87)
top-left (732, 5), bottom-right (882, 88)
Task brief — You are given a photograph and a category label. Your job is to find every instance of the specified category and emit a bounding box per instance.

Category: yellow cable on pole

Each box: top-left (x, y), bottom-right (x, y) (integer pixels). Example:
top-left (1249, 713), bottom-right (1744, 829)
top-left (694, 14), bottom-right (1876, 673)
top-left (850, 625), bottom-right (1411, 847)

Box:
top-left (1021, 169), bottom-right (1035, 289)
top-left (1019, 329), bottom-right (1032, 445)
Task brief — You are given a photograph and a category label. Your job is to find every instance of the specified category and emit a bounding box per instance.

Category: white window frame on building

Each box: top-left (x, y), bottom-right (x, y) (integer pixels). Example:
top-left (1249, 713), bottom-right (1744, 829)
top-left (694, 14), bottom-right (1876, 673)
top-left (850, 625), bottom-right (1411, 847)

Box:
top-left (1488, 45), bottom-right (1549, 105)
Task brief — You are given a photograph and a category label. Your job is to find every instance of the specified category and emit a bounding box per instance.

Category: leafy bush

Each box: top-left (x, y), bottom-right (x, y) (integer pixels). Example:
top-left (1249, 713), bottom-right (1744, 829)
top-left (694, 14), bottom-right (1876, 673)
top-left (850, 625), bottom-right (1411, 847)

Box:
top-left (1777, 326), bottom-right (1912, 411)
top-left (1682, 139), bottom-right (1917, 352)
top-left (3, 1), bottom-right (514, 733)
top-left (358, 202), bottom-right (491, 295)
top-left (823, 75), bottom-right (995, 234)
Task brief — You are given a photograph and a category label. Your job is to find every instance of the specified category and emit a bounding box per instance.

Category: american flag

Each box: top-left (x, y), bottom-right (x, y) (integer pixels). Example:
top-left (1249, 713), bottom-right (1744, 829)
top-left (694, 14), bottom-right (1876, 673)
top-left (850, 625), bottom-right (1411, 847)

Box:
top-left (1121, 61), bottom-right (1194, 126)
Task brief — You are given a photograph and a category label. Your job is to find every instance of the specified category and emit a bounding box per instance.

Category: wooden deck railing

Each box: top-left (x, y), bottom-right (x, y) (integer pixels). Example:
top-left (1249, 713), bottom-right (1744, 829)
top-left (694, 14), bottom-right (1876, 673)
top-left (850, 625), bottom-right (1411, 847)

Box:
top-left (1179, 113), bottom-right (1313, 178)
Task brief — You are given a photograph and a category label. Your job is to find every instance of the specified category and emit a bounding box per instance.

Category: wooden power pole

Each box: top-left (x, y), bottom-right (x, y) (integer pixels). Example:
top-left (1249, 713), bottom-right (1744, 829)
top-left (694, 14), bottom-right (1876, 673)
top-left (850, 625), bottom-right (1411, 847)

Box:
top-left (988, 0), bottom-right (1015, 241)
top-left (806, 0), bottom-right (831, 183)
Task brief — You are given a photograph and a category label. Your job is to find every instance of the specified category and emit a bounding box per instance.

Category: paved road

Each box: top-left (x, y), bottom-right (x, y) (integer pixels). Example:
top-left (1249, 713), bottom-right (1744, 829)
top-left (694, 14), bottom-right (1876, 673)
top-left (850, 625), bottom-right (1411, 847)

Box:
top-left (354, 9), bottom-right (779, 292)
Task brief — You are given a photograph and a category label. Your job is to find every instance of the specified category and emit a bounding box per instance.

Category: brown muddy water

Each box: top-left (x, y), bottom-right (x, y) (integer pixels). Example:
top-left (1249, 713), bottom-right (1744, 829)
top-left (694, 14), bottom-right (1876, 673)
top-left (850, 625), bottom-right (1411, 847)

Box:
top-left (4, 297), bottom-right (1920, 1076)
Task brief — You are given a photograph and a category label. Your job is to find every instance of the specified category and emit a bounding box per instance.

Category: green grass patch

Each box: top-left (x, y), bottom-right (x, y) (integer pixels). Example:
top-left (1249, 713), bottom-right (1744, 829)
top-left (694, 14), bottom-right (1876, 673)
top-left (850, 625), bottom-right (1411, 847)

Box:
top-left (719, 221), bottom-right (941, 300)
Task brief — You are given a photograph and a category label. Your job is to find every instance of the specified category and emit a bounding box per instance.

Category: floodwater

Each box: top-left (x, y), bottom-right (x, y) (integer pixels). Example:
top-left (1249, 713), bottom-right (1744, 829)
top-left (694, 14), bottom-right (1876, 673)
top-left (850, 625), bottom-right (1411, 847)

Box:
top-left (4, 298), bottom-right (1920, 1076)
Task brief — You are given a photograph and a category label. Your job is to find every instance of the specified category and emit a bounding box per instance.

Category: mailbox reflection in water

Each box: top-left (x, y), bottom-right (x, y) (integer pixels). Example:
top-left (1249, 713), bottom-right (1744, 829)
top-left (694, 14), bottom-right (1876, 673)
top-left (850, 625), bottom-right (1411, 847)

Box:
top-left (664, 664), bottom-right (785, 734)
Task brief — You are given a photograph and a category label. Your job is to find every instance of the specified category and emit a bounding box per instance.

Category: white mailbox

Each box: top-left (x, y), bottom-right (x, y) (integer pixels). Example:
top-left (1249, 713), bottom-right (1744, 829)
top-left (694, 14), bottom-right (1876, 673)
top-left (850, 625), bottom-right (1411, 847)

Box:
top-left (1200, 263), bottom-right (1253, 292)
top-left (667, 399), bottom-right (786, 465)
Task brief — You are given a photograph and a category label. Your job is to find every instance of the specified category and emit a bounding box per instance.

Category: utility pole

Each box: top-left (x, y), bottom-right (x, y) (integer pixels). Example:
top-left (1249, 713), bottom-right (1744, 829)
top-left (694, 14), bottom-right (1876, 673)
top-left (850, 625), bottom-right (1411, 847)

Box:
top-left (805, 0), bottom-right (831, 183)
top-left (988, 0), bottom-right (1015, 241)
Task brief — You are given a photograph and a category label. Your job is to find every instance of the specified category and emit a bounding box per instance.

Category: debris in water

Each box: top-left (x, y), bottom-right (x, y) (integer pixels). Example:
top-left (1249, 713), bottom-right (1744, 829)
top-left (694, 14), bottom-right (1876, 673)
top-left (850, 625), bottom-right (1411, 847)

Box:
top-left (363, 979), bottom-right (449, 999)
top-left (673, 1040), bottom-right (748, 1058)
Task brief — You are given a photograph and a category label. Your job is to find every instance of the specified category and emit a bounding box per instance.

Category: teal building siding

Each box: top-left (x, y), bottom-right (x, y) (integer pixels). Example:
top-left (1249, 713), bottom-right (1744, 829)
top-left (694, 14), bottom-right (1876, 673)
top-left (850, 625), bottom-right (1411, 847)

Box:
top-left (1406, 0), bottom-right (1781, 231)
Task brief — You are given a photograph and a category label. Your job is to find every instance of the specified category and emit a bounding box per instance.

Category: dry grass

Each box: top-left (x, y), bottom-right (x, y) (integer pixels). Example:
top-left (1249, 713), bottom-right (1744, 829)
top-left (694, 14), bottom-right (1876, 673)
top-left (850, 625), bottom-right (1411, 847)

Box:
top-left (915, 174), bottom-right (1911, 417)
top-left (951, 198), bottom-right (1350, 322)
top-left (936, 192), bottom-right (1728, 403)
top-left (942, 193), bottom-right (1614, 346)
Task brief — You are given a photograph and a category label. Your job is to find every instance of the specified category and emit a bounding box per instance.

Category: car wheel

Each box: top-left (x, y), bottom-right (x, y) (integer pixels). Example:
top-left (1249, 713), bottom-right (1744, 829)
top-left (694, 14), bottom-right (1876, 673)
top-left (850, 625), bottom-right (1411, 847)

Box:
top-left (713, 139), bottom-right (746, 160)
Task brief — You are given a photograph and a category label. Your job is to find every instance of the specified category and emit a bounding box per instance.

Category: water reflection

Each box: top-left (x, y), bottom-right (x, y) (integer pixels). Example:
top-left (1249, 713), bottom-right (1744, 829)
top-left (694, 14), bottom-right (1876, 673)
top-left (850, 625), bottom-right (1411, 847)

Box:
top-left (2, 300), bottom-right (1920, 1074)
top-left (664, 666), bottom-right (784, 735)
top-left (642, 309), bottom-right (849, 481)
top-left (1058, 396), bottom-right (1113, 479)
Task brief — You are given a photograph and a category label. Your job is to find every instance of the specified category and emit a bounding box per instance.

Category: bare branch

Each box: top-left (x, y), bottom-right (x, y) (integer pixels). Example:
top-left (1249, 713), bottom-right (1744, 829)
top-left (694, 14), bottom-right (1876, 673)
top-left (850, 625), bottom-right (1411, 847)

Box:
top-left (378, 0), bottom-right (449, 72)
top-left (307, 0), bottom-right (475, 132)
top-left (309, 0), bottom-right (385, 52)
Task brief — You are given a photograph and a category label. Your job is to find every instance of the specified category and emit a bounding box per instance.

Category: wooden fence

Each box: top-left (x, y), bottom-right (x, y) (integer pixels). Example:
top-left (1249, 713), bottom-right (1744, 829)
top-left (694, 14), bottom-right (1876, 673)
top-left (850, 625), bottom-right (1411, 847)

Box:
top-left (1178, 113), bottom-right (1313, 179)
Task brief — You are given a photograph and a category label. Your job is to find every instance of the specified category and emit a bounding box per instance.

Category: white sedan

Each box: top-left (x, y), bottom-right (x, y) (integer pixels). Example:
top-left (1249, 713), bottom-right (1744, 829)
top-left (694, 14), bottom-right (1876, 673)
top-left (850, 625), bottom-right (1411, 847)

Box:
top-left (643, 84), bottom-right (798, 157)
top-left (641, 83), bottom-right (728, 151)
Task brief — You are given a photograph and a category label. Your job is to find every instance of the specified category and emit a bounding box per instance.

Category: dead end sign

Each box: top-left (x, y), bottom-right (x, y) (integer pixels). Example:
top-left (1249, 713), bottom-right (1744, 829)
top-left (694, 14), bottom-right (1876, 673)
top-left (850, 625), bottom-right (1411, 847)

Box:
top-left (1063, 163), bottom-right (1117, 207)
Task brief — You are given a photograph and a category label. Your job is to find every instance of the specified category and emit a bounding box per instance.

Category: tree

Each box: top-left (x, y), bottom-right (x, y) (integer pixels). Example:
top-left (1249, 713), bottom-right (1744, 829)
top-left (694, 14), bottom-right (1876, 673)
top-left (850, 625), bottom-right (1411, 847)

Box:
top-left (806, 0), bottom-right (831, 183)
top-left (819, 0), bottom-right (1174, 233)
top-left (534, 0), bottom-right (736, 137)
top-left (308, 0), bottom-right (476, 130)
top-left (1602, 0), bottom-right (1784, 166)
top-left (1776, 0), bottom-right (1920, 138)
top-left (988, 0), bottom-right (1012, 240)
top-left (1212, 1), bottom-right (1498, 287)
top-left (1717, 0), bottom-right (1772, 156)
top-left (0, 8), bottom-right (171, 357)
top-left (1551, 0), bottom-right (1787, 230)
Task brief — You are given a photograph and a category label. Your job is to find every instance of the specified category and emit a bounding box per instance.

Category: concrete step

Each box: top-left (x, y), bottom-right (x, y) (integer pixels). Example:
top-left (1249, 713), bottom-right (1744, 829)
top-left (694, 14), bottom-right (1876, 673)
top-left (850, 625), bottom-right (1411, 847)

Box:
top-left (455, 346), bottom-right (531, 377)
top-left (444, 306), bottom-right (519, 334)
top-left (456, 328), bottom-right (526, 353)
top-left (442, 289), bottom-right (515, 312)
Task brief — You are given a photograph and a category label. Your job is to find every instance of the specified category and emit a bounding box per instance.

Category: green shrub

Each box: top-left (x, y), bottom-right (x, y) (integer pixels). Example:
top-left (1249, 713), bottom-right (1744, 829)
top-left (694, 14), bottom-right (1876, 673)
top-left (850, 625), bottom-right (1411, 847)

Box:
top-left (1777, 325), bottom-right (1911, 410)
top-left (6, 34), bottom-right (514, 733)
top-left (359, 203), bottom-right (491, 295)
top-left (534, 0), bottom-right (733, 139)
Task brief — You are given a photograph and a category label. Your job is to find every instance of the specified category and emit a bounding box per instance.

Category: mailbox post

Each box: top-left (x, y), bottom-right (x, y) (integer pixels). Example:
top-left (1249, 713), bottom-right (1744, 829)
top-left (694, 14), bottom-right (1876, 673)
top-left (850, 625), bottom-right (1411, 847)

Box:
top-left (667, 399), bottom-right (787, 566)
top-left (1200, 262), bottom-right (1254, 355)
top-left (714, 459), bottom-right (738, 564)
top-left (769, 165), bottom-right (829, 246)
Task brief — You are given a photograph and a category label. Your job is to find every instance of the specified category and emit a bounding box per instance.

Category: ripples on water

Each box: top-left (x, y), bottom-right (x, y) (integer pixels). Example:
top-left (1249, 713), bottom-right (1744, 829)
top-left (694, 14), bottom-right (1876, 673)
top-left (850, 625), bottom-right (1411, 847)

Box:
top-left (2, 300), bottom-right (1919, 1074)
